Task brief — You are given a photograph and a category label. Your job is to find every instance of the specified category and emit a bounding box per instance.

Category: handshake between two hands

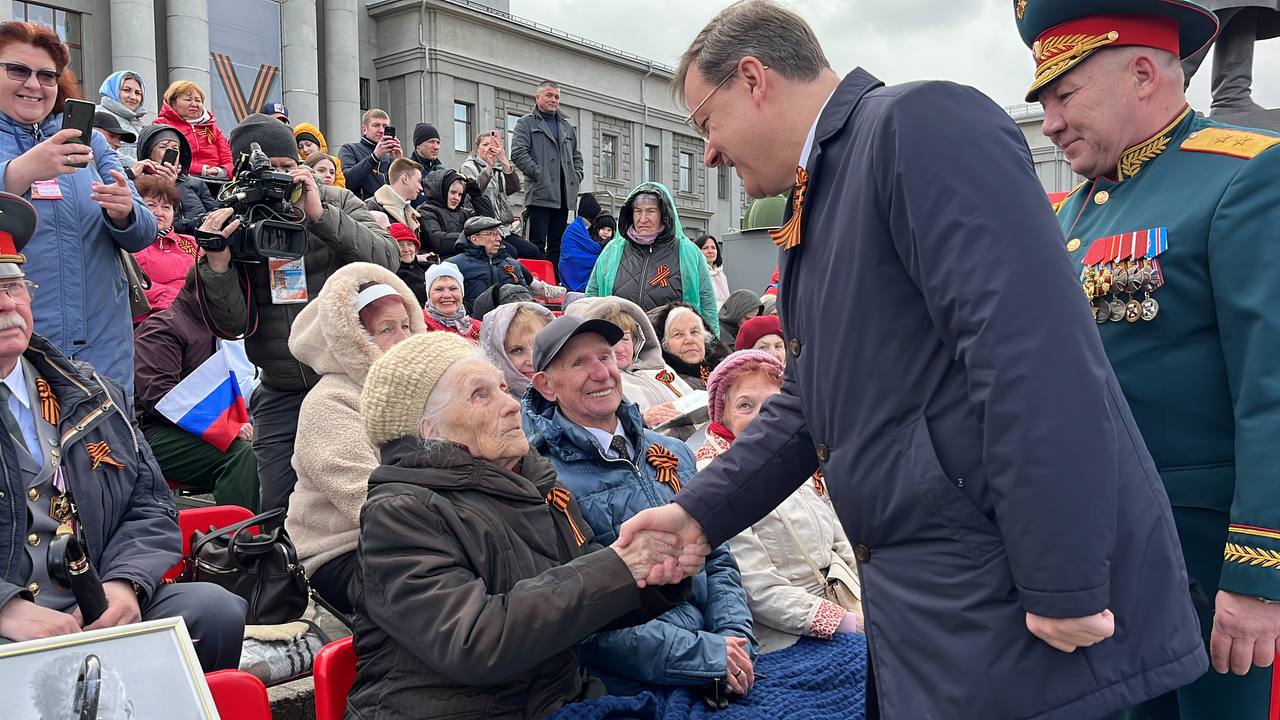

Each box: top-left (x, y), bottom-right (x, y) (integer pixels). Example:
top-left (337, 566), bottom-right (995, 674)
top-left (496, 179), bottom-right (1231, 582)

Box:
top-left (611, 504), bottom-right (1123, 659)
top-left (611, 504), bottom-right (711, 587)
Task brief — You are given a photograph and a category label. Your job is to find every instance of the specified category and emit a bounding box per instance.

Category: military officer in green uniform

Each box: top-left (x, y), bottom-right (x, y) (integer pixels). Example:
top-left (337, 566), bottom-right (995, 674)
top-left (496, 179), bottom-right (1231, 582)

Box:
top-left (1014, 0), bottom-right (1280, 716)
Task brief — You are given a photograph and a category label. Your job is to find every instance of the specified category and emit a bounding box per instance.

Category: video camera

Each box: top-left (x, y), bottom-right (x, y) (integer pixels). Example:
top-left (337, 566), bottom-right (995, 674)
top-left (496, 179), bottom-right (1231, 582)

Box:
top-left (196, 142), bottom-right (308, 260)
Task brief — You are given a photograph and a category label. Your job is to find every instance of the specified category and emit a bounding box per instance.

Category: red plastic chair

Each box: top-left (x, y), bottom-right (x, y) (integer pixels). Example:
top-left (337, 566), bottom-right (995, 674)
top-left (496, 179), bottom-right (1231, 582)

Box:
top-left (518, 258), bottom-right (557, 285)
top-left (164, 505), bottom-right (257, 581)
top-left (1270, 661), bottom-right (1279, 720)
top-left (205, 669), bottom-right (272, 720)
top-left (314, 636), bottom-right (357, 720)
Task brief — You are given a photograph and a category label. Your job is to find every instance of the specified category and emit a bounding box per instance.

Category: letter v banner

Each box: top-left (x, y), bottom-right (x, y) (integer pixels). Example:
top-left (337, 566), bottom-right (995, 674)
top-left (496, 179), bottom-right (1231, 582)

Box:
top-left (207, 0), bottom-right (284, 131)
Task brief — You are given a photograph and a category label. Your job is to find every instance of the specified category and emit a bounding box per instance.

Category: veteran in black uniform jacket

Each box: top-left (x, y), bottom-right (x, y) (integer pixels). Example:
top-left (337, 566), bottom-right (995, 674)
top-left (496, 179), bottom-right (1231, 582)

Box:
top-left (617, 3), bottom-right (1207, 719)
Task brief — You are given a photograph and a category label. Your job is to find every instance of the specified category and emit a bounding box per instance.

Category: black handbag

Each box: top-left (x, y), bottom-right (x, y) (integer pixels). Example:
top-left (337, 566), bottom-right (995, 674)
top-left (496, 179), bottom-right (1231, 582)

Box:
top-left (184, 507), bottom-right (310, 625)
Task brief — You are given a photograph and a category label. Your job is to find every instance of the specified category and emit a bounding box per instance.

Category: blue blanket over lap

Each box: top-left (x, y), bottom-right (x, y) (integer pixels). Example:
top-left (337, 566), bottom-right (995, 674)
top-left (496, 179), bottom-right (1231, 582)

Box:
top-left (551, 633), bottom-right (868, 720)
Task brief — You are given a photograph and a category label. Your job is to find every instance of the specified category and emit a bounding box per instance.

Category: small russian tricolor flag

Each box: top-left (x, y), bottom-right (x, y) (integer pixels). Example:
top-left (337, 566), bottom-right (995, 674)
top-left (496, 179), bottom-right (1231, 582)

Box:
top-left (155, 347), bottom-right (251, 452)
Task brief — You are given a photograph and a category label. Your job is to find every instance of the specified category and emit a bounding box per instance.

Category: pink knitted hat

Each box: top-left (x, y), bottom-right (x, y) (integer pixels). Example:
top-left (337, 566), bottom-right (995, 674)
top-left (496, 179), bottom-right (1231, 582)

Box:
top-left (705, 349), bottom-right (784, 425)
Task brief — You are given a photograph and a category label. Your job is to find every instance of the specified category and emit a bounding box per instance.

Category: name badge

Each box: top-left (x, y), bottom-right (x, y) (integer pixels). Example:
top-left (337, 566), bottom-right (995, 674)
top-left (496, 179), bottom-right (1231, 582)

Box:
top-left (31, 180), bottom-right (63, 200)
top-left (269, 257), bottom-right (308, 304)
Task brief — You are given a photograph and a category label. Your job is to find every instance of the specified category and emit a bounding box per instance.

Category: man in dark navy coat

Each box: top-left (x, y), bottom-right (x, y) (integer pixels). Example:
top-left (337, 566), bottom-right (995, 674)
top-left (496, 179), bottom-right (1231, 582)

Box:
top-left (618, 2), bottom-right (1207, 718)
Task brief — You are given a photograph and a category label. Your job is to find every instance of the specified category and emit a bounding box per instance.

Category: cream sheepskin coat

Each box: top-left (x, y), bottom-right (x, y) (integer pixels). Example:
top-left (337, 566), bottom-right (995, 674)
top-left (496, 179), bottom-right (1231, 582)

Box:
top-left (284, 263), bottom-right (425, 573)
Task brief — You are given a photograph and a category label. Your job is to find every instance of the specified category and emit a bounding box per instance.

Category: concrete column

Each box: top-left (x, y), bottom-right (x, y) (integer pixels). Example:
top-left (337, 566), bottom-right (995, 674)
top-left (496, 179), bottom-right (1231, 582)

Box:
top-left (281, 0), bottom-right (321, 126)
top-left (323, 0), bottom-right (361, 145)
top-left (110, 0), bottom-right (159, 116)
top-left (165, 0), bottom-right (210, 96)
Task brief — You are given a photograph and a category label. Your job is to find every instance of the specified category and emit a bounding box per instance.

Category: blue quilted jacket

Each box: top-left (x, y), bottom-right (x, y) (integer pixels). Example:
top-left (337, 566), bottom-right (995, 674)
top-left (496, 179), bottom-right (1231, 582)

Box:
top-left (523, 390), bottom-right (757, 694)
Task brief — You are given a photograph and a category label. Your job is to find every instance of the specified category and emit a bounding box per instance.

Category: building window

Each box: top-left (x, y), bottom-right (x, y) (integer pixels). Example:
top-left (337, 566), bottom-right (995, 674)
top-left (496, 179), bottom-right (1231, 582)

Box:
top-left (453, 102), bottom-right (472, 153)
top-left (643, 144), bottom-right (659, 183)
top-left (359, 78), bottom-right (371, 112)
top-left (718, 164), bottom-right (729, 200)
top-left (600, 134), bottom-right (617, 180)
top-left (12, 2), bottom-right (82, 83)
top-left (506, 112), bottom-right (522, 150)
top-left (678, 152), bottom-right (693, 193)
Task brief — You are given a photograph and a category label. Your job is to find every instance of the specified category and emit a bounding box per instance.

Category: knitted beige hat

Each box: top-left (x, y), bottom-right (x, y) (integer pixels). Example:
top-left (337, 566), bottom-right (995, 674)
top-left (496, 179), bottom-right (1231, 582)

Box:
top-left (361, 332), bottom-right (479, 448)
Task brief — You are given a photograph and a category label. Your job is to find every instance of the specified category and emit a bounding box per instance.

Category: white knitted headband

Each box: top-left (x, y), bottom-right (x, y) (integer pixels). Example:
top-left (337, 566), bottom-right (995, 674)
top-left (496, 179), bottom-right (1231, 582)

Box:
top-left (355, 284), bottom-right (399, 313)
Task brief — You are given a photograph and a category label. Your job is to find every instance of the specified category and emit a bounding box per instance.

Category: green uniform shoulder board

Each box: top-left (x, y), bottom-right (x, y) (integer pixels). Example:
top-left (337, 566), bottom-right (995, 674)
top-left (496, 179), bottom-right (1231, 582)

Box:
top-left (1052, 181), bottom-right (1088, 215)
top-left (1181, 128), bottom-right (1280, 160)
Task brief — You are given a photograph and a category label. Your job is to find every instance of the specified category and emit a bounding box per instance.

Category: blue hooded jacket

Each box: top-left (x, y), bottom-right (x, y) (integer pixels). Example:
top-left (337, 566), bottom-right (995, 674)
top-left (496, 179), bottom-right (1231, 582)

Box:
top-left (0, 112), bottom-right (157, 392)
top-left (557, 217), bottom-right (600, 292)
top-left (522, 389), bottom-right (757, 693)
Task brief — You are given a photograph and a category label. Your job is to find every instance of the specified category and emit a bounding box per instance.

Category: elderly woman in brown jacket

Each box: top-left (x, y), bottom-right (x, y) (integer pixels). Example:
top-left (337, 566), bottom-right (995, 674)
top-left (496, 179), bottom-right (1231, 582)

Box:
top-left (347, 332), bottom-right (696, 719)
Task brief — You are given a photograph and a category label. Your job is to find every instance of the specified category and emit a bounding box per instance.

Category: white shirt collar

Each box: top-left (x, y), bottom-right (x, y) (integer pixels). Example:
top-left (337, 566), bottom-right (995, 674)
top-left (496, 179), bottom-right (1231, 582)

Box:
top-left (2, 360), bottom-right (31, 411)
top-left (584, 419), bottom-right (626, 458)
top-left (799, 88), bottom-right (839, 171)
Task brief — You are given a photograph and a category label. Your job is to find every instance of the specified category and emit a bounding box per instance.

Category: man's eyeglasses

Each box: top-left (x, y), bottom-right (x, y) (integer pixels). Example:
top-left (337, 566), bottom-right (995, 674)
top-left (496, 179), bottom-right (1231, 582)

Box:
top-left (0, 62), bottom-right (61, 88)
top-left (0, 279), bottom-right (37, 302)
top-left (683, 65), bottom-right (768, 140)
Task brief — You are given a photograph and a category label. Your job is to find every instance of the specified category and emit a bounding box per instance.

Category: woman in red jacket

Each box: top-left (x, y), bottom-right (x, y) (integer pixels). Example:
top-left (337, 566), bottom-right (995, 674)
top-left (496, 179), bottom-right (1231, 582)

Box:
top-left (132, 175), bottom-right (201, 322)
top-left (155, 80), bottom-right (232, 179)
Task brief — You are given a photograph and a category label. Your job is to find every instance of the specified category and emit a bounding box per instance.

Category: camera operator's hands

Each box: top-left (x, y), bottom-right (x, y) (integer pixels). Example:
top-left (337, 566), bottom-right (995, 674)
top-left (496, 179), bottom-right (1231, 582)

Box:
top-left (373, 135), bottom-right (402, 160)
top-left (198, 208), bottom-right (241, 273)
top-left (76, 580), bottom-right (143, 631)
top-left (289, 168), bottom-right (325, 222)
top-left (0, 596), bottom-right (82, 641)
top-left (90, 170), bottom-right (138, 229)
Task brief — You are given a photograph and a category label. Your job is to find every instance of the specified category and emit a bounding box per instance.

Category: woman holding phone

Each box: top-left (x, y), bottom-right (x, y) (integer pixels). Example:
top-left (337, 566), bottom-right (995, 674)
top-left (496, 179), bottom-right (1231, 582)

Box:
top-left (130, 124), bottom-right (218, 235)
top-left (0, 20), bottom-right (156, 392)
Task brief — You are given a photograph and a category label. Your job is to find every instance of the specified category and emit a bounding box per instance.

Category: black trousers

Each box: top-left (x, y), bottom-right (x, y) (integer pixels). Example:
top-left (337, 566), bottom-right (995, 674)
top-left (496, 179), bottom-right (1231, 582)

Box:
top-left (250, 383), bottom-right (308, 527)
top-left (527, 205), bottom-right (569, 267)
top-left (308, 550), bottom-right (357, 615)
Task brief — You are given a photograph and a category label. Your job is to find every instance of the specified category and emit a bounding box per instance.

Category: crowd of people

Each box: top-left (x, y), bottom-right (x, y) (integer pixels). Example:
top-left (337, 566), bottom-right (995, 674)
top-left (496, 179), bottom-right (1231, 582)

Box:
top-left (0, 0), bottom-right (1277, 716)
top-left (0, 7), bottom-right (858, 715)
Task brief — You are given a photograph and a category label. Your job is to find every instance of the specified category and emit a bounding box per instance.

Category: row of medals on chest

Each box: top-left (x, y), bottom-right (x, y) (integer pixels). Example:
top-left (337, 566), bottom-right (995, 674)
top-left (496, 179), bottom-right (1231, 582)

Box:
top-left (1083, 258), bottom-right (1163, 324)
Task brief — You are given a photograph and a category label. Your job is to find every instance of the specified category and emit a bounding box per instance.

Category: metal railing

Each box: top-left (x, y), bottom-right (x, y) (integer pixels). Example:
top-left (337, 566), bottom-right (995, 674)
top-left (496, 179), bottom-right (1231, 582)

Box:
top-left (439, 0), bottom-right (676, 73)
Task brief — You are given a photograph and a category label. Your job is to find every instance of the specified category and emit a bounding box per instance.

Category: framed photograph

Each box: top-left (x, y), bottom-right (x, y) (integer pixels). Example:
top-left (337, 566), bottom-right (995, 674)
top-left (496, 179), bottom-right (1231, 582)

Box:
top-left (0, 617), bottom-right (218, 720)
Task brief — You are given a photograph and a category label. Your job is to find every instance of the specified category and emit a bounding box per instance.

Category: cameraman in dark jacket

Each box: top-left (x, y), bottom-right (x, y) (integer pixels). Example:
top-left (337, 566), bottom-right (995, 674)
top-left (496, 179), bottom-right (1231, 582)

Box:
top-left (194, 114), bottom-right (398, 523)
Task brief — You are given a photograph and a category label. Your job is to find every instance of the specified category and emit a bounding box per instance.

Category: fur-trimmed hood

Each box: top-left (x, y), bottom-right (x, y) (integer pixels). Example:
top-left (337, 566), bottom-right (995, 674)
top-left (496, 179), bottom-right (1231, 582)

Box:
top-left (287, 262), bottom-right (426, 384)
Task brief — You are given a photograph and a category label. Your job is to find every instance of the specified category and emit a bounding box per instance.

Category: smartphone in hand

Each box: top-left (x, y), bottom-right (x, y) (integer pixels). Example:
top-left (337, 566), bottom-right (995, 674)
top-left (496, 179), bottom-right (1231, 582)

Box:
top-left (162, 147), bottom-right (180, 167)
top-left (62, 98), bottom-right (96, 168)
top-left (384, 126), bottom-right (396, 139)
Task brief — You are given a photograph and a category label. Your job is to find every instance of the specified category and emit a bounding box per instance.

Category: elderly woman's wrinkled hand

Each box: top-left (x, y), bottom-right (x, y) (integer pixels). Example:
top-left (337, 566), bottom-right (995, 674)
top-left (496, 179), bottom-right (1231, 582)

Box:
top-left (617, 504), bottom-right (711, 587)
top-left (613, 530), bottom-right (684, 583)
top-left (643, 402), bottom-right (682, 428)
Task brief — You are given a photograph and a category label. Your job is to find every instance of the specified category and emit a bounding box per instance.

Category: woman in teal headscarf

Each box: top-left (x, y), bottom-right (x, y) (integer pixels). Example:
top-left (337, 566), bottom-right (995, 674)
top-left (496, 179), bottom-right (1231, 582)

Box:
top-left (585, 181), bottom-right (719, 333)
top-left (97, 70), bottom-right (147, 165)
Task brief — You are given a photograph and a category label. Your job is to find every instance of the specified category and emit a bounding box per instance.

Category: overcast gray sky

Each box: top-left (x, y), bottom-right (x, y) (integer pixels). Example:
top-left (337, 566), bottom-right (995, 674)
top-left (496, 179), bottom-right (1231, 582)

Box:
top-left (512, 0), bottom-right (1280, 114)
